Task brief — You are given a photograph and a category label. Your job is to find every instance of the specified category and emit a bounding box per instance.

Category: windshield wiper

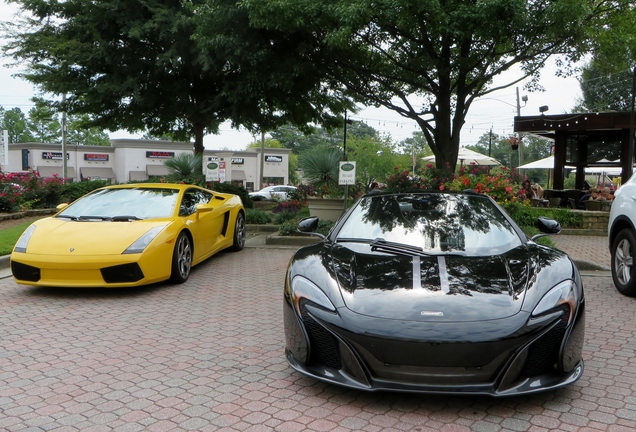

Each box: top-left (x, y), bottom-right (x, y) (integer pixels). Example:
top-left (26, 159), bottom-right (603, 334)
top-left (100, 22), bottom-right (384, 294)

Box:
top-left (108, 215), bottom-right (142, 221)
top-left (56, 215), bottom-right (79, 221)
top-left (62, 215), bottom-right (142, 221)
top-left (369, 238), bottom-right (466, 257)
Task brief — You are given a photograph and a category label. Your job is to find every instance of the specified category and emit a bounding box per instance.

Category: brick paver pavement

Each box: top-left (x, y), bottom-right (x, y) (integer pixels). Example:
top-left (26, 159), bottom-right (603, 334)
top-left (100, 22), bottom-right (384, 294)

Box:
top-left (1, 247), bottom-right (635, 431)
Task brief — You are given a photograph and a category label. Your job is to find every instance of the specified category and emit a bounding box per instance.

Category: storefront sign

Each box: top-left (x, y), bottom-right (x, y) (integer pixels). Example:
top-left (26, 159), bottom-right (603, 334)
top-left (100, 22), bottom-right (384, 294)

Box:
top-left (146, 151), bottom-right (175, 159)
top-left (42, 152), bottom-right (69, 160)
top-left (265, 155), bottom-right (283, 163)
top-left (231, 158), bottom-right (244, 164)
top-left (84, 153), bottom-right (109, 161)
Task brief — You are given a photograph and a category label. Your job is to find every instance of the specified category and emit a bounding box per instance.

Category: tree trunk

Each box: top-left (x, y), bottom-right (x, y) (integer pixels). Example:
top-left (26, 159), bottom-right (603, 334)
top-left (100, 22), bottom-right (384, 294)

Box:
top-left (193, 124), bottom-right (204, 156)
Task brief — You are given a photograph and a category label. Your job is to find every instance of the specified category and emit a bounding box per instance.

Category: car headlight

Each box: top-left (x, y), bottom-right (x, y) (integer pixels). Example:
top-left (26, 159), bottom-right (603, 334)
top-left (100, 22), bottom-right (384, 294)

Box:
top-left (532, 280), bottom-right (578, 325)
top-left (290, 276), bottom-right (336, 316)
top-left (13, 225), bottom-right (36, 253)
top-left (123, 225), bottom-right (167, 254)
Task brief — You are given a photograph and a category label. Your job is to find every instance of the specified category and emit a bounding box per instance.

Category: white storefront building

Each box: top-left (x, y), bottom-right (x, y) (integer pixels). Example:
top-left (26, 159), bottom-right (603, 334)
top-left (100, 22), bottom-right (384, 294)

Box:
top-left (2, 139), bottom-right (292, 192)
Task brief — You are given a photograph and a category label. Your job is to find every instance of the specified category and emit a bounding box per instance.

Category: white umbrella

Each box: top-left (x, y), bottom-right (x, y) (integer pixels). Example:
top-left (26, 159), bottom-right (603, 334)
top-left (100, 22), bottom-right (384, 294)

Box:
top-left (517, 155), bottom-right (556, 170)
top-left (422, 148), bottom-right (501, 166)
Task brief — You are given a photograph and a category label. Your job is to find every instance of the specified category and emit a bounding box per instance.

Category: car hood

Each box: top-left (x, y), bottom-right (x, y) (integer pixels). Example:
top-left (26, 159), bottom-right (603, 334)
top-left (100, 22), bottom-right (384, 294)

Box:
top-left (329, 243), bottom-right (533, 322)
top-left (24, 217), bottom-right (171, 255)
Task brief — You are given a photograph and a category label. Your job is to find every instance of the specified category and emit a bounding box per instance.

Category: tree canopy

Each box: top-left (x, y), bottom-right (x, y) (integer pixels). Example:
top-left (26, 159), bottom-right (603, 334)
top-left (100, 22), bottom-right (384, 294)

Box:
top-left (3, 0), bottom-right (352, 155)
top-left (245, 0), bottom-right (635, 170)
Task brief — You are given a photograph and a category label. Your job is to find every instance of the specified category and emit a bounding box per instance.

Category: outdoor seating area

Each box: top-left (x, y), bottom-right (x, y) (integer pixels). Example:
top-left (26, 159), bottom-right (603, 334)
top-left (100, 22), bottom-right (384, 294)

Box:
top-left (532, 188), bottom-right (612, 211)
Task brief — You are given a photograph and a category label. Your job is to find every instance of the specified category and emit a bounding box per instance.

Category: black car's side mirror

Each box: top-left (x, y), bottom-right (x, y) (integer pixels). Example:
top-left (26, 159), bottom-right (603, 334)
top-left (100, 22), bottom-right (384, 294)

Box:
top-left (297, 216), bottom-right (326, 239)
top-left (531, 216), bottom-right (561, 241)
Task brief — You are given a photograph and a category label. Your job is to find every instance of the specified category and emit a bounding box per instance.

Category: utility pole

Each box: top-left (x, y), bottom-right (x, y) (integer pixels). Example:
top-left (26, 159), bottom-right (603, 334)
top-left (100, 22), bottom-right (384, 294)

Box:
top-left (516, 87), bottom-right (522, 167)
top-left (260, 130), bottom-right (265, 190)
top-left (61, 93), bottom-right (67, 179)
top-left (488, 127), bottom-right (493, 157)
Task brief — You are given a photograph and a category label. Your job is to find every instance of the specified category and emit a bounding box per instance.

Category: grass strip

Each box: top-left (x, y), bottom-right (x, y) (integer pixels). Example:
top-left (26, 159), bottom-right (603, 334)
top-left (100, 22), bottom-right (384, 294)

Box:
top-left (0, 221), bottom-right (32, 256)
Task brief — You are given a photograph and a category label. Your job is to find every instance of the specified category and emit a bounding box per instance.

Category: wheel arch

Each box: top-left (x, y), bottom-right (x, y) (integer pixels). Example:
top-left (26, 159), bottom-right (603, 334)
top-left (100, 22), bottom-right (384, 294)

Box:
top-left (609, 215), bottom-right (636, 249)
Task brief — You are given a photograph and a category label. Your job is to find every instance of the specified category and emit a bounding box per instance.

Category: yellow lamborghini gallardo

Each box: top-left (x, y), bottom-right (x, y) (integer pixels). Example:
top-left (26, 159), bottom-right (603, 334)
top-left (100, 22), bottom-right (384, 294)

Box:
top-left (10, 183), bottom-right (246, 288)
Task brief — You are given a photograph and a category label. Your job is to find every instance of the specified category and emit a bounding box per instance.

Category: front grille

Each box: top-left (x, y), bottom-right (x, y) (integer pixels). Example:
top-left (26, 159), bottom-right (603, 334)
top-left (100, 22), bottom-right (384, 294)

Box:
top-left (523, 304), bottom-right (569, 377)
top-left (300, 300), bottom-right (342, 369)
top-left (100, 263), bottom-right (144, 283)
top-left (11, 261), bottom-right (40, 282)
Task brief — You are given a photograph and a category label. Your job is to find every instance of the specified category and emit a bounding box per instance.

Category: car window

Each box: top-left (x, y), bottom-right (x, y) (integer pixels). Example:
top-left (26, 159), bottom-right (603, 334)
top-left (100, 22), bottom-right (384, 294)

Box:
top-left (336, 193), bottom-right (522, 256)
top-left (179, 188), bottom-right (213, 216)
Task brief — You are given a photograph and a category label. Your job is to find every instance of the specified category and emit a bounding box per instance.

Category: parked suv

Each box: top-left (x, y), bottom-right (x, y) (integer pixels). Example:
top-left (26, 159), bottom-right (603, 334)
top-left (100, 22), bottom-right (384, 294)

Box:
top-left (608, 176), bottom-right (636, 296)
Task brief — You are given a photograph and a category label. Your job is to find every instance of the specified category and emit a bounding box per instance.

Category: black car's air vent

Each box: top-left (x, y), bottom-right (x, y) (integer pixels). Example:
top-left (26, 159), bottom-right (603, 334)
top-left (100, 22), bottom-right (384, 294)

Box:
top-left (300, 301), bottom-right (342, 369)
top-left (11, 261), bottom-right (41, 282)
top-left (522, 304), bottom-right (569, 377)
top-left (101, 263), bottom-right (144, 283)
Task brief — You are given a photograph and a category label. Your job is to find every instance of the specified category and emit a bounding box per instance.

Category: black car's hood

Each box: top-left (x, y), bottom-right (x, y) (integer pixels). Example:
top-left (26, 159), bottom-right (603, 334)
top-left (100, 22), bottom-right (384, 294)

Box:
top-left (330, 243), bottom-right (534, 322)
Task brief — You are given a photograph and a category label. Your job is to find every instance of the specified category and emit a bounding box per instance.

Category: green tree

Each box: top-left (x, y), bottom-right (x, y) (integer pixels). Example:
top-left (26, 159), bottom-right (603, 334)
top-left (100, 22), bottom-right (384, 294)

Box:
top-left (347, 135), bottom-right (402, 190)
top-left (245, 0), bottom-right (634, 171)
top-left (4, 0), bottom-right (352, 158)
top-left (26, 102), bottom-right (61, 143)
top-left (572, 60), bottom-right (634, 112)
top-left (66, 114), bottom-right (111, 146)
top-left (1, 107), bottom-right (33, 143)
top-left (270, 121), bottom-right (378, 155)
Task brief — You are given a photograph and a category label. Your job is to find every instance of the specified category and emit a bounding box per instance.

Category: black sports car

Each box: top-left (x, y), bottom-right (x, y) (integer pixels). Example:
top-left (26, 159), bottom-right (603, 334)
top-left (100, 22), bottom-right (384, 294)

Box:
top-left (284, 190), bottom-right (585, 396)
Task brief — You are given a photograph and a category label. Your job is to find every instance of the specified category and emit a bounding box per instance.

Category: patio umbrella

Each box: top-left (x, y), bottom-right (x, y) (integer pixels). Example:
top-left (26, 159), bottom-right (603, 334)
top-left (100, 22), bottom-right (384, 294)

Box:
top-left (517, 155), bottom-right (556, 170)
top-left (422, 148), bottom-right (501, 166)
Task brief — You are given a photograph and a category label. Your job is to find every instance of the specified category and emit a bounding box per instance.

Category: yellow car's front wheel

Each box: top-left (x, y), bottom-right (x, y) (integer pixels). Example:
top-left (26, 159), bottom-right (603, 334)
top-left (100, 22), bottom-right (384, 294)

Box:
top-left (170, 232), bottom-right (192, 283)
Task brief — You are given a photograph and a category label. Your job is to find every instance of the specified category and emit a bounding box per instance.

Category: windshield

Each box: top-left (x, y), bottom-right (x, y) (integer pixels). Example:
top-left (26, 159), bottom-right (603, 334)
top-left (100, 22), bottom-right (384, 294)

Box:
top-left (336, 193), bottom-right (523, 256)
top-left (58, 187), bottom-right (179, 220)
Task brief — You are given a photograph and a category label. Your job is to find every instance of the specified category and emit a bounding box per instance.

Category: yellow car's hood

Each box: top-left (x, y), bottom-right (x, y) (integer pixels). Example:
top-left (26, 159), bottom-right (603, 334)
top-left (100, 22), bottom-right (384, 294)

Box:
top-left (25, 218), bottom-right (171, 255)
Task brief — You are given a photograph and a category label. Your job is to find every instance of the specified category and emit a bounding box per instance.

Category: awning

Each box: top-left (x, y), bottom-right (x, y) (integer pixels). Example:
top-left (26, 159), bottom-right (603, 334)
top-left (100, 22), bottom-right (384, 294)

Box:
top-left (146, 164), bottom-right (170, 176)
top-left (37, 166), bottom-right (76, 178)
top-left (129, 171), bottom-right (147, 181)
top-left (80, 167), bottom-right (115, 180)
top-left (231, 170), bottom-right (246, 181)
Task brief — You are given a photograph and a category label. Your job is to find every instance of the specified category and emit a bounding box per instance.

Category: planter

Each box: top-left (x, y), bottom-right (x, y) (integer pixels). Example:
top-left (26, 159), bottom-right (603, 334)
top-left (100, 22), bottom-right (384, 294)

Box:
top-left (307, 198), bottom-right (346, 222)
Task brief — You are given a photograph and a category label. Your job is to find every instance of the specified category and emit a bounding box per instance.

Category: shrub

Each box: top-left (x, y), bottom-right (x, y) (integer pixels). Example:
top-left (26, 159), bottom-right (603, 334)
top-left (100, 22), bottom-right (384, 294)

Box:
top-left (246, 208), bottom-right (272, 224)
top-left (61, 179), bottom-right (111, 203)
top-left (208, 182), bottom-right (253, 208)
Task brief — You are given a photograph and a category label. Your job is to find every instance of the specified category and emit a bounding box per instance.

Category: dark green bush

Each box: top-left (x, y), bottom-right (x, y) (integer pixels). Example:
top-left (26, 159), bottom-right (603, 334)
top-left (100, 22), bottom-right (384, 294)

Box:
top-left (208, 182), bottom-right (253, 208)
top-left (500, 202), bottom-right (583, 228)
top-left (61, 179), bottom-right (111, 203)
top-left (246, 208), bottom-right (272, 224)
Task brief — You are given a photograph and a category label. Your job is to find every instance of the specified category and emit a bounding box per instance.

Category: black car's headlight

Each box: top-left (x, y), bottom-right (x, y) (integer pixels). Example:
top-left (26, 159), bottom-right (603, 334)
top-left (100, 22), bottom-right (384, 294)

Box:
top-left (123, 225), bottom-right (167, 254)
top-left (532, 280), bottom-right (578, 324)
top-left (13, 225), bottom-right (37, 253)
top-left (290, 276), bottom-right (336, 316)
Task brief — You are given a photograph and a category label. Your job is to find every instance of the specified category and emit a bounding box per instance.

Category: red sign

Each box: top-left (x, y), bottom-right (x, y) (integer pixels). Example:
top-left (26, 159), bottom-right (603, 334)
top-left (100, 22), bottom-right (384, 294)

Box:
top-left (84, 153), bottom-right (109, 161)
top-left (146, 151), bottom-right (175, 159)
top-left (219, 162), bottom-right (226, 169)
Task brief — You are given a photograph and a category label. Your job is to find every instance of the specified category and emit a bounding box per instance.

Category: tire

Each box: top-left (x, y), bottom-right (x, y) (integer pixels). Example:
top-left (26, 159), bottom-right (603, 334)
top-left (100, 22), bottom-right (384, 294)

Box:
top-left (611, 228), bottom-right (636, 296)
top-left (170, 232), bottom-right (192, 283)
top-left (229, 211), bottom-right (246, 252)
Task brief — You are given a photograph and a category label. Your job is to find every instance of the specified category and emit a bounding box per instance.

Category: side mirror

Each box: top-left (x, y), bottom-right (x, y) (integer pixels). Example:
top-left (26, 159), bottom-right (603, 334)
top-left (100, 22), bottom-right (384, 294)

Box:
top-left (56, 203), bottom-right (69, 211)
top-left (298, 216), bottom-right (326, 239)
top-left (195, 203), bottom-right (213, 214)
top-left (531, 216), bottom-right (561, 241)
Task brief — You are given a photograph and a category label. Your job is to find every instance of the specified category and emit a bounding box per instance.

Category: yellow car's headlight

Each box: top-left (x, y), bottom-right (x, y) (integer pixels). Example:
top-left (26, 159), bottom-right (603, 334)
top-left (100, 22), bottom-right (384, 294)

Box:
top-left (13, 225), bottom-right (37, 253)
top-left (123, 225), bottom-right (167, 254)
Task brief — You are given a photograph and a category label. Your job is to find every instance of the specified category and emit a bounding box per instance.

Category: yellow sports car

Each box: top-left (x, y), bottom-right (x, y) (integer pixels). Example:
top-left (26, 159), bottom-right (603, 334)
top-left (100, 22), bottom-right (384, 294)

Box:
top-left (10, 183), bottom-right (246, 288)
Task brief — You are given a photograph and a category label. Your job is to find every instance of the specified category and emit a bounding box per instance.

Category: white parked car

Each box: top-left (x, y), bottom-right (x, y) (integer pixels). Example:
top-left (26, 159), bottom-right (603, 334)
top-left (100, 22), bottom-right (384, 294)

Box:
top-left (608, 177), bottom-right (636, 296)
top-left (249, 185), bottom-right (297, 201)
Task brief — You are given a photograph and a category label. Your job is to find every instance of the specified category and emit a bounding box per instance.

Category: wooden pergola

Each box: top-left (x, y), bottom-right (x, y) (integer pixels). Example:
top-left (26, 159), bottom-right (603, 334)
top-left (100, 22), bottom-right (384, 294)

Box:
top-left (514, 112), bottom-right (635, 190)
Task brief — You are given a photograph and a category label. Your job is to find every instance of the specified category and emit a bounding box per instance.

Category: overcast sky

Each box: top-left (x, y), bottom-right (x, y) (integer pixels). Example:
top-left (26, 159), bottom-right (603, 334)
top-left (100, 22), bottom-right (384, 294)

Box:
top-left (1, 1), bottom-right (583, 152)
